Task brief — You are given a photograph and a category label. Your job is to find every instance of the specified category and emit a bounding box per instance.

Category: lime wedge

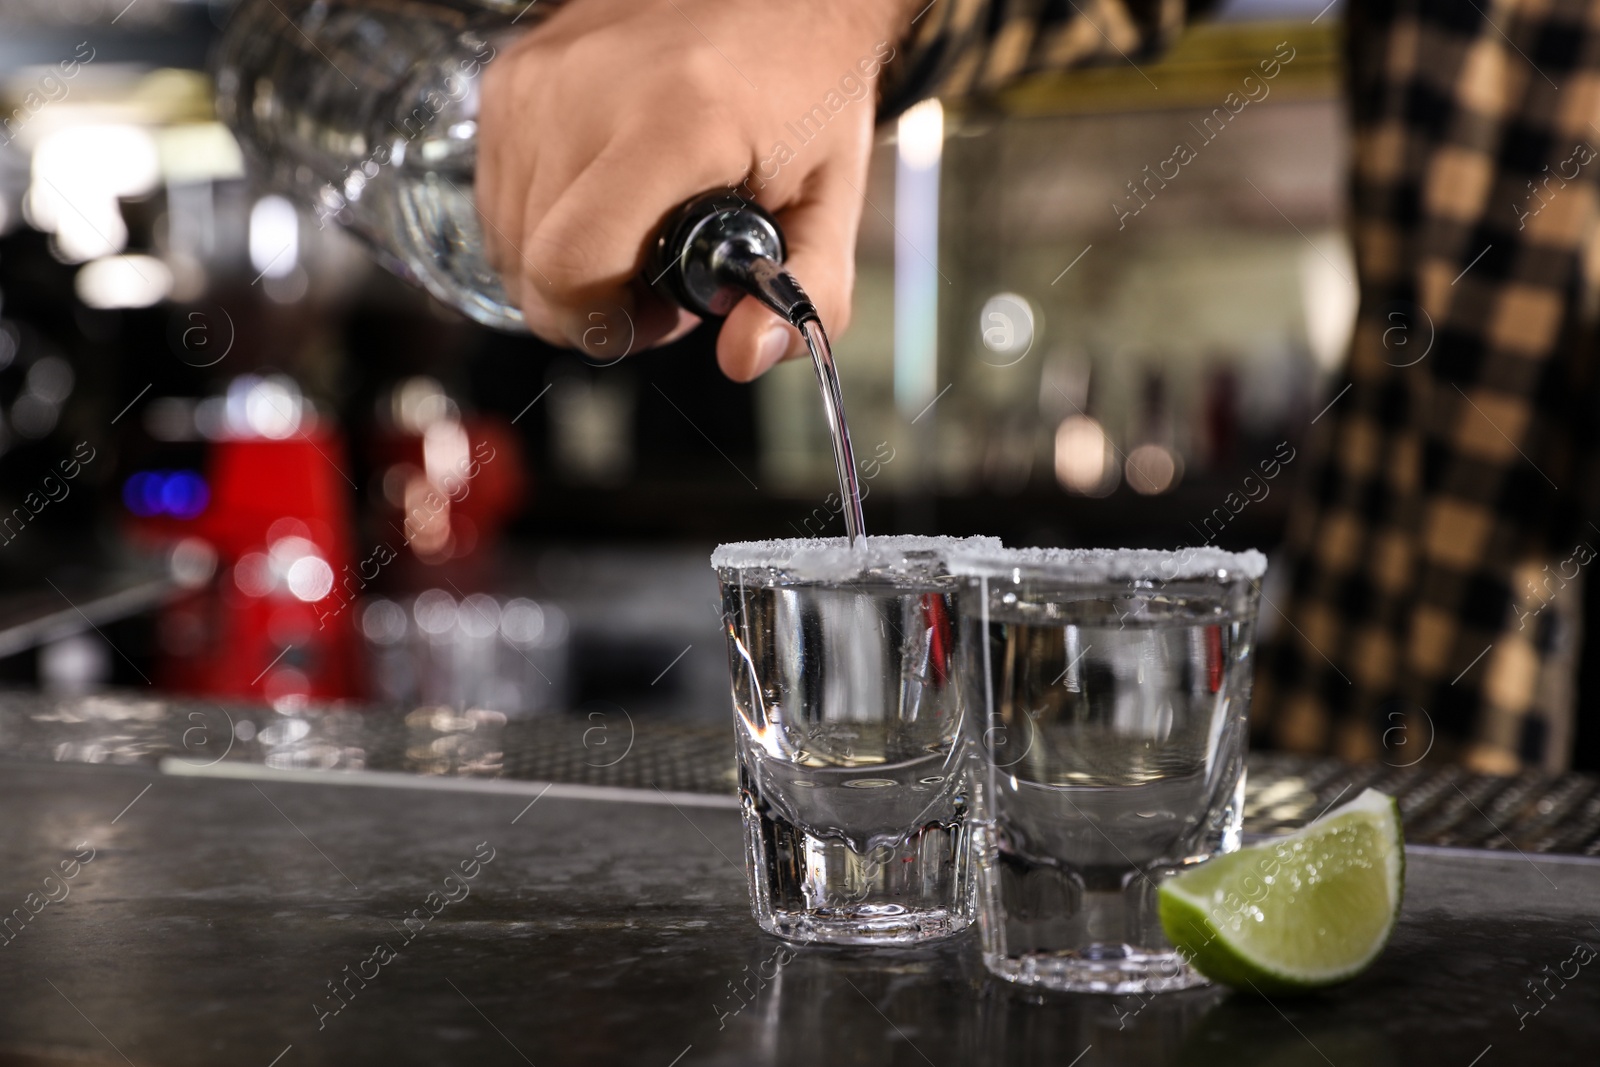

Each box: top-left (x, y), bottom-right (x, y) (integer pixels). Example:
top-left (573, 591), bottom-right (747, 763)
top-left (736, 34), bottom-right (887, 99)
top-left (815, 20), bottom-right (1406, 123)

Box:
top-left (1159, 788), bottom-right (1404, 994)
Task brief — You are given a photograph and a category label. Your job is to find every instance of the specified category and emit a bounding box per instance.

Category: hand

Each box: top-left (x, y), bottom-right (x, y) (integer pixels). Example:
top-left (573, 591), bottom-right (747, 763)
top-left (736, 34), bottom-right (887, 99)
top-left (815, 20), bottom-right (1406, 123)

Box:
top-left (476, 0), bottom-right (911, 380)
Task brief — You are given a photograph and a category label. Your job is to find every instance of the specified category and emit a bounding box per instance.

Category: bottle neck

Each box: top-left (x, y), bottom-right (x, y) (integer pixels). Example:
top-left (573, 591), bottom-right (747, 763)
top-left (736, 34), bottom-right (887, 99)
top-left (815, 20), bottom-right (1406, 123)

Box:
top-left (712, 245), bottom-right (818, 328)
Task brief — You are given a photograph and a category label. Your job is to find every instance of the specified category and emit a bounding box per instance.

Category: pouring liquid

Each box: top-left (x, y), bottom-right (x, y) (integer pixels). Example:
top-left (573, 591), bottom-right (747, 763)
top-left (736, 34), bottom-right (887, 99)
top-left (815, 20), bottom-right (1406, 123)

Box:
top-left (798, 317), bottom-right (866, 543)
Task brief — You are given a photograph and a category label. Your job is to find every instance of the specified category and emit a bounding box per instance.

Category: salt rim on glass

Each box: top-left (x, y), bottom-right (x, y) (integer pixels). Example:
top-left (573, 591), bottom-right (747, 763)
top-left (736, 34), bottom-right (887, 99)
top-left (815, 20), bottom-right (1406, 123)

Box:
top-left (711, 535), bottom-right (1003, 583)
top-left (944, 545), bottom-right (1268, 585)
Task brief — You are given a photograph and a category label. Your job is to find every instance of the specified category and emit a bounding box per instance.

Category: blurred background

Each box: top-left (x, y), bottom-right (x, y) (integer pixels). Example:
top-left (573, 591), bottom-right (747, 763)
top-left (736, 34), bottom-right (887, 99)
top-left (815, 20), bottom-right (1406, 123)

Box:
top-left (0, 0), bottom-right (1346, 738)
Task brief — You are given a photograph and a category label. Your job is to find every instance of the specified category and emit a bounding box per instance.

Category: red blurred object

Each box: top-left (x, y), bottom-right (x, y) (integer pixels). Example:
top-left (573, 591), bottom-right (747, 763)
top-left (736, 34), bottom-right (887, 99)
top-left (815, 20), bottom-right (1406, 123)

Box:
top-left (1205, 624), bottom-right (1223, 694)
top-left (1204, 366), bottom-right (1239, 471)
top-left (144, 430), bottom-right (364, 705)
top-left (366, 414), bottom-right (527, 590)
top-left (922, 592), bottom-right (952, 688)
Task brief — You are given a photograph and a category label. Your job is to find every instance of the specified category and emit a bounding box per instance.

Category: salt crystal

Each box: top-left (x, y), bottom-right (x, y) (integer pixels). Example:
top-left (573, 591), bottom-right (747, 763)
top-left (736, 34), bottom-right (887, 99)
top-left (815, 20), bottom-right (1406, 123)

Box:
top-left (711, 535), bottom-right (1002, 582)
top-left (945, 545), bottom-right (1267, 583)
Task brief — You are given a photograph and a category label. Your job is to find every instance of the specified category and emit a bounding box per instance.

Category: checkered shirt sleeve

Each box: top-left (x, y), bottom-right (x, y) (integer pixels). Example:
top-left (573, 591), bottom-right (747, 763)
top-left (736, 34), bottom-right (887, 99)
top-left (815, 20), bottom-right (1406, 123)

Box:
top-left (878, 0), bottom-right (1195, 117)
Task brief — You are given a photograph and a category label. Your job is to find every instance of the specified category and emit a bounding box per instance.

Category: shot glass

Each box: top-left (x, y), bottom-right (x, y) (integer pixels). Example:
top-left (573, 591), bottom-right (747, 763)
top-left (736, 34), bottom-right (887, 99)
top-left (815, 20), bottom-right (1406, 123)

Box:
top-left (949, 546), bottom-right (1265, 993)
top-left (713, 535), bottom-right (1001, 945)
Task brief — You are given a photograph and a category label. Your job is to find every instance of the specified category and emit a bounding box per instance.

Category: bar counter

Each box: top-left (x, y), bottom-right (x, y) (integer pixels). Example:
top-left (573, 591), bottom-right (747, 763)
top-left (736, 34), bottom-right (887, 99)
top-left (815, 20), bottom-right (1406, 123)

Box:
top-left (1, 744), bottom-right (1596, 1065)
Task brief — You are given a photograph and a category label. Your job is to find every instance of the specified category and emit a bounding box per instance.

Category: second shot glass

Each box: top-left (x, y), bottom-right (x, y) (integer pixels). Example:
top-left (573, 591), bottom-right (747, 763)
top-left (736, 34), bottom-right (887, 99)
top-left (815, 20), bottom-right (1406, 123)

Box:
top-left (950, 545), bottom-right (1265, 993)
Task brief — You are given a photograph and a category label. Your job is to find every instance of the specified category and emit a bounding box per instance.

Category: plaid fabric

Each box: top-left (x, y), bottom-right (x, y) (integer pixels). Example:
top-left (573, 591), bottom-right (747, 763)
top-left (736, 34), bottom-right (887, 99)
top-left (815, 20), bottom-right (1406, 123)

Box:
top-left (1261, 0), bottom-right (1600, 773)
top-left (886, 0), bottom-right (1600, 770)
top-left (879, 0), bottom-right (1192, 116)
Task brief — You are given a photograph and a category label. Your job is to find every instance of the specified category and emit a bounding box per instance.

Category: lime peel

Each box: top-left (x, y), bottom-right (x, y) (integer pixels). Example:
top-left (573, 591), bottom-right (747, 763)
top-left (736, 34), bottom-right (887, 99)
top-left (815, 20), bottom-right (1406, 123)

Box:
top-left (1159, 787), bottom-right (1405, 994)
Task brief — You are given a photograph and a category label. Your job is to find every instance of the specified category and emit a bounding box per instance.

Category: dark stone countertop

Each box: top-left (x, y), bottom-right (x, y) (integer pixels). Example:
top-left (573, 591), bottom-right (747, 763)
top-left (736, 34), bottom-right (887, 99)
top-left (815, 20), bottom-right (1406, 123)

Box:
top-left (0, 760), bottom-right (1595, 1067)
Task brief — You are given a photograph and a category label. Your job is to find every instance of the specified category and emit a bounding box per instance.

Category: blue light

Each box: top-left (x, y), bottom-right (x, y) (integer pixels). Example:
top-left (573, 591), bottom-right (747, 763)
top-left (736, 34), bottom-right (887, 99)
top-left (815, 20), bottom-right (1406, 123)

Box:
top-left (124, 470), bottom-right (209, 519)
top-left (161, 471), bottom-right (209, 519)
top-left (124, 472), bottom-right (162, 517)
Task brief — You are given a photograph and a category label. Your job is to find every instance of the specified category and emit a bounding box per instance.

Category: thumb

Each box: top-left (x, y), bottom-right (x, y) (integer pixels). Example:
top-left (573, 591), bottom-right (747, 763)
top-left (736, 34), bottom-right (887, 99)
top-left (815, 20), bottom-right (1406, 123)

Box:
top-left (716, 159), bottom-right (866, 383)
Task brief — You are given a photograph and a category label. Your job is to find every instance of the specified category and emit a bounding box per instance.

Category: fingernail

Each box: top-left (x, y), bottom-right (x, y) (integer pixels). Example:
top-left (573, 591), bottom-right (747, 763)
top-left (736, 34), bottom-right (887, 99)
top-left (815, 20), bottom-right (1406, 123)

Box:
top-left (755, 326), bottom-right (791, 377)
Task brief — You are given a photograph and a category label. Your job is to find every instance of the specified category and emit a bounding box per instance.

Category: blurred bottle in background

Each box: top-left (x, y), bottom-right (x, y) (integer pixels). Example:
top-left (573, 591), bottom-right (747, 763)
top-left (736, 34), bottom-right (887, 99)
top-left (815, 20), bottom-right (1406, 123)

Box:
top-left (1123, 368), bottom-right (1183, 496)
top-left (367, 375), bottom-right (525, 580)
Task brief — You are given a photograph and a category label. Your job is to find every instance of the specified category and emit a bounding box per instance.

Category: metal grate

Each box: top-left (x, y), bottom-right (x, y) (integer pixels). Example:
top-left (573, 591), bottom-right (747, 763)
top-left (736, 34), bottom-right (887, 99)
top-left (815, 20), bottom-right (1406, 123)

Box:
top-left (5, 690), bottom-right (1598, 856)
top-left (1242, 755), bottom-right (1600, 857)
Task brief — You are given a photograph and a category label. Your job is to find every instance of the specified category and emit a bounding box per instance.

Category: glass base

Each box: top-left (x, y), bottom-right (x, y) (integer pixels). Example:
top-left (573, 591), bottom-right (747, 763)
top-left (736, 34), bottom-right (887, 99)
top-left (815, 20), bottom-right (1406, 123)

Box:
top-left (741, 779), bottom-right (972, 947)
top-left (984, 947), bottom-right (1210, 995)
top-left (758, 904), bottom-right (971, 946)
